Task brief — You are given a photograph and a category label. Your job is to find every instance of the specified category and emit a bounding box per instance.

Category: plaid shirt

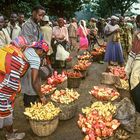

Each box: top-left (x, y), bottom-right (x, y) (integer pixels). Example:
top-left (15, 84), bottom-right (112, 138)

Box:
top-left (20, 18), bottom-right (41, 45)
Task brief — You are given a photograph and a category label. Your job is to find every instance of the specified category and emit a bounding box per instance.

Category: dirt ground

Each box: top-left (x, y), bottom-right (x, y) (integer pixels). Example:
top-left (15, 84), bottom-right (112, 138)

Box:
top-left (1, 50), bottom-right (140, 140)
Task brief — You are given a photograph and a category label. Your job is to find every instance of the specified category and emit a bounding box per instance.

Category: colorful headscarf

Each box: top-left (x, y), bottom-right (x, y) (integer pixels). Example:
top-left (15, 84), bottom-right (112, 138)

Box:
top-left (32, 40), bottom-right (49, 52)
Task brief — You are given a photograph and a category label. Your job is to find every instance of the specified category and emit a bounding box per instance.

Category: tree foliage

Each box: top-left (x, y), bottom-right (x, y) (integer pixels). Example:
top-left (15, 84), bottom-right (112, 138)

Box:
top-left (95, 0), bottom-right (139, 17)
top-left (0, 0), bottom-right (84, 18)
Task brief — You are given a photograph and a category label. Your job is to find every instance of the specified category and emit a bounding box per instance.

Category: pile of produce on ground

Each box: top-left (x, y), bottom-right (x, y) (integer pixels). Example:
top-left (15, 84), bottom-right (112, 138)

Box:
top-left (108, 66), bottom-right (127, 80)
top-left (51, 88), bottom-right (80, 104)
top-left (47, 71), bottom-right (67, 86)
top-left (24, 102), bottom-right (61, 121)
top-left (78, 102), bottom-right (120, 140)
top-left (41, 84), bottom-right (56, 95)
top-left (89, 86), bottom-right (120, 101)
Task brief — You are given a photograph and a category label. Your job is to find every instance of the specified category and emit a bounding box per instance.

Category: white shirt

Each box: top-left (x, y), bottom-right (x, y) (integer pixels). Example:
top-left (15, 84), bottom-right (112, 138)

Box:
top-left (0, 28), bottom-right (11, 47)
top-left (7, 24), bottom-right (21, 40)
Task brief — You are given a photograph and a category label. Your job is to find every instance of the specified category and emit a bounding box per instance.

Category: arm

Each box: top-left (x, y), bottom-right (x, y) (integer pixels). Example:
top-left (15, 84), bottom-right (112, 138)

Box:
top-left (31, 68), bottom-right (46, 103)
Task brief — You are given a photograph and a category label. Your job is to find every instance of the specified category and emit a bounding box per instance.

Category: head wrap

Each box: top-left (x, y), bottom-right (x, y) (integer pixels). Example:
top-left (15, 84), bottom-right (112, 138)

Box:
top-left (32, 40), bottom-right (49, 52)
top-left (79, 20), bottom-right (88, 37)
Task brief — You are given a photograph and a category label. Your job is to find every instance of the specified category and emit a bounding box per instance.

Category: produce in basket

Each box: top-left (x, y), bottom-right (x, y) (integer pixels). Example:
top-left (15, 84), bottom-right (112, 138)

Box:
top-left (41, 84), bottom-right (56, 95)
top-left (78, 60), bottom-right (89, 64)
top-left (78, 102), bottom-right (120, 140)
top-left (24, 102), bottom-right (61, 121)
top-left (82, 101), bottom-right (117, 117)
top-left (89, 86), bottom-right (120, 101)
top-left (65, 71), bottom-right (82, 78)
top-left (48, 71), bottom-right (67, 86)
top-left (108, 66), bottom-right (127, 80)
top-left (77, 52), bottom-right (91, 60)
top-left (51, 88), bottom-right (80, 104)
top-left (91, 47), bottom-right (105, 56)
top-left (73, 62), bottom-right (91, 71)
top-left (116, 79), bottom-right (129, 90)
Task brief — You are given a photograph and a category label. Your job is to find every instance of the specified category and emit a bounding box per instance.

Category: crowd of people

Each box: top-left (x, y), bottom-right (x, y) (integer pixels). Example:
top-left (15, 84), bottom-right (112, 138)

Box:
top-left (0, 4), bottom-right (140, 140)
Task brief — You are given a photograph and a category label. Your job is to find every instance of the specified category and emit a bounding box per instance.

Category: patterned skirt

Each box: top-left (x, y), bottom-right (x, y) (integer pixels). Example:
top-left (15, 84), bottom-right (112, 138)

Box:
top-left (104, 41), bottom-right (124, 64)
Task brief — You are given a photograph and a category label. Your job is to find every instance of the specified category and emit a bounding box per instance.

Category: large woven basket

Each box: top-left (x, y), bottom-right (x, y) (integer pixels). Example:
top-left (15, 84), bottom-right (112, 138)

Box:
top-left (53, 101), bottom-right (78, 120)
top-left (29, 117), bottom-right (59, 137)
top-left (67, 77), bottom-right (81, 88)
top-left (74, 69), bottom-right (87, 78)
top-left (57, 80), bottom-right (67, 89)
top-left (101, 72), bottom-right (120, 85)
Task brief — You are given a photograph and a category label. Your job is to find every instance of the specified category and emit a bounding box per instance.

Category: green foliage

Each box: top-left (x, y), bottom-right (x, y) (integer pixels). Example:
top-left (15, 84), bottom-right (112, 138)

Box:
top-left (40, 0), bottom-right (82, 19)
top-left (0, 0), bottom-right (83, 18)
top-left (95, 0), bottom-right (139, 17)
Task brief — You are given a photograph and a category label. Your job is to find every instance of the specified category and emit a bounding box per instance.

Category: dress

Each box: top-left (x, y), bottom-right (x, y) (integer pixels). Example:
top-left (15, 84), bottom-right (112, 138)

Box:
top-left (77, 27), bottom-right (89, 50)
top-left (120, 23), bottom-right (133, 60)
top-left (104, 24), bottom-right (124, 64)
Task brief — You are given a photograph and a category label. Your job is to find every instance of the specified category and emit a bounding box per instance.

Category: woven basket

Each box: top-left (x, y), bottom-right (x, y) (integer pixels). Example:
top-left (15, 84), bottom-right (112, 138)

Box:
top-left (54, 101), bottom-right (78, 120)
top-left (101, 72), bottom-right (119, 85)
top-left (29, 117), bottom-right (59, 137)
top-left (74, 69), bottom-right (87, 78)
top-left (57, 80), bottom-right (67, 89)
top-left (67, 77), bottom-right (81, 88)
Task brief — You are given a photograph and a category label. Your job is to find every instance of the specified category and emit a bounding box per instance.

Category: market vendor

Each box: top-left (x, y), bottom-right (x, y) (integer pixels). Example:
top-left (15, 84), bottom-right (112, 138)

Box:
top-left (104, 16), bottom-right (124, 66)
top-left (125, 15), bottom-right (140, 112)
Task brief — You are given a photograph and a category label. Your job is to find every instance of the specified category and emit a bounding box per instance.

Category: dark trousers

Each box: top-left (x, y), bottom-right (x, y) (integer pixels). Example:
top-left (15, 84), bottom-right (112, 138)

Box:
top-left (23, 94), bottom-right (39, 107)
top-left (130, 83), bottom-right (140, 113)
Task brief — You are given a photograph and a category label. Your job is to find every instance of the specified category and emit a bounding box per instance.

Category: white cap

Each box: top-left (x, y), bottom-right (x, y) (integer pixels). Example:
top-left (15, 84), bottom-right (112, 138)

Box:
top-left (42, 15), bottom-right (50, 22)
top-left (111, 15), bottom-right (118, 20)
top-left (124, 17), bottom-right (131, 21)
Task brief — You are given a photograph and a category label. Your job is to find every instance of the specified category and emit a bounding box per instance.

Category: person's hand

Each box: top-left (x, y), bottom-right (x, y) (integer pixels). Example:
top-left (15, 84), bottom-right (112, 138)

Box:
top-left (40, 96), bottom-right (47, 104)
top-left (42, 58), bottom-right (47, 66)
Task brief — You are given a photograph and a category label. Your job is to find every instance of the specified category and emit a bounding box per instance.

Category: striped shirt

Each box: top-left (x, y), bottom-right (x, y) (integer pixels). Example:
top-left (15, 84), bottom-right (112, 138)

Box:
top-left (0, 54), bottom-right (27, 117)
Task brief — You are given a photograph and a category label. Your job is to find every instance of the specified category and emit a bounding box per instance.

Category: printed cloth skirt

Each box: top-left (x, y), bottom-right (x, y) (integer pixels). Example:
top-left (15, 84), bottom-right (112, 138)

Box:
top-left (104, 41), bottom-right (124, 64)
